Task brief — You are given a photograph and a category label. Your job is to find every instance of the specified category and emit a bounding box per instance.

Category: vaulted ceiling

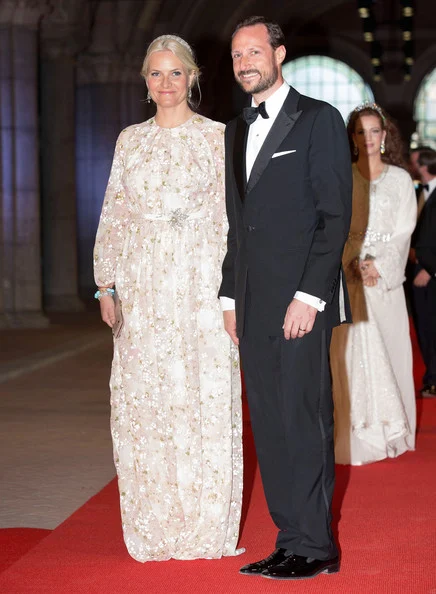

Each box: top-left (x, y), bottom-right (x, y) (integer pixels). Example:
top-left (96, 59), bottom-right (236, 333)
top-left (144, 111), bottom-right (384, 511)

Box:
top-left (43, 0), bottom-right (436, 121)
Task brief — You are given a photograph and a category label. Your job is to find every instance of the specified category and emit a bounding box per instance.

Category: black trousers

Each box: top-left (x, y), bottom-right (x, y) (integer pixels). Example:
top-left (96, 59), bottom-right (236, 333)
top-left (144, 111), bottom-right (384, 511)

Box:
top-left (412, 279), bottom-right (436, 386)
top-left (239, 324), bottom-right (337, 560)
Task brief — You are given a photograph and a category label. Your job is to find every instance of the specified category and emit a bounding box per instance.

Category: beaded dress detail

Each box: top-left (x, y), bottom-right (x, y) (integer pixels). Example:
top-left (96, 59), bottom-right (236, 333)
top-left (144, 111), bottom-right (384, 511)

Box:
top-left (331, 164), bottom-right (417, 465)
top-left (94, 115), bottom-right (242, 561)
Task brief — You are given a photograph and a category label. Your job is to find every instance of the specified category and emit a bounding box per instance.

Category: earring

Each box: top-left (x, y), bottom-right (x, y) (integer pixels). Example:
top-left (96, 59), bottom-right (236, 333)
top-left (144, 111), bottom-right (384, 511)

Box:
top-left (380, 141), bottom-right (386, 154)
top-left (353, 144), bottom-right (358, 156)
top-left (146, 91), bottom-right (151, 103)
top-left (188, 88), bottom-right (192, 101)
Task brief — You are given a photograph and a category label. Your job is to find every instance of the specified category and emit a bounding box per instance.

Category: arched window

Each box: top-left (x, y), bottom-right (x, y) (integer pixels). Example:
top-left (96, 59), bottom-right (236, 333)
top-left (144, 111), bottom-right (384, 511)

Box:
top-left (414, 68), bottom-right (436, 148)
top-left (282, 56), bottom-right (374, 122)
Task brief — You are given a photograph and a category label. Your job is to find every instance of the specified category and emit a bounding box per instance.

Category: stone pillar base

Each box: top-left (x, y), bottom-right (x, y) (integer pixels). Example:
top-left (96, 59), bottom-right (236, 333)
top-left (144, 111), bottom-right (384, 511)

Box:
top-left (44, 294), bottom-right (85, 312)
top-left (0, 312), bottom-right (50, 329)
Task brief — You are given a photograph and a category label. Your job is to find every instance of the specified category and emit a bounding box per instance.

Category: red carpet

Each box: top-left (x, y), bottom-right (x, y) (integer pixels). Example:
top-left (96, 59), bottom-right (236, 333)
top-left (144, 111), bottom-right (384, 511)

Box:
top-left (0, 528), bottom-right (50, 573)
top-left (1, 399), bottom-right (435, 593)
top-left (1, 327), bottom-right (435, 593)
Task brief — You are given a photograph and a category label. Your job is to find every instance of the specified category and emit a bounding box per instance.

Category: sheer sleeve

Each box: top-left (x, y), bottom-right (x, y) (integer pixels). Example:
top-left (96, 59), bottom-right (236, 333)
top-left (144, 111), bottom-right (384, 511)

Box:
top-left (93, 130), bottom-right (131, 288)
top-left (216, 128), bottom-right (228, 238)
top-left (205, 123), bottom-right (228, 246)
top-left (207, 124), bottom-right (226, 216)
top-left (369, 173), bottom-right (417, 291)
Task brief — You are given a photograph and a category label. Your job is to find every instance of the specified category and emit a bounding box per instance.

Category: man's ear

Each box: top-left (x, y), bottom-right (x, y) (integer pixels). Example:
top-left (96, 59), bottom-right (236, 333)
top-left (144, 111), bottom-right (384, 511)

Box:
top-left (275, 45), bottom-right (286, 66)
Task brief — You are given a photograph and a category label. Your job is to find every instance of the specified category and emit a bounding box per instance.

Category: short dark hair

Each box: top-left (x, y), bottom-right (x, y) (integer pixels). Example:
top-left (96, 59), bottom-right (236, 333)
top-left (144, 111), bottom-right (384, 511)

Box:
top-left (418, 149), bottom-right (436, 175)
top-left (410, 144), bottom-right (433, 155)
top-left (232, 16), bottom-right (285, 50)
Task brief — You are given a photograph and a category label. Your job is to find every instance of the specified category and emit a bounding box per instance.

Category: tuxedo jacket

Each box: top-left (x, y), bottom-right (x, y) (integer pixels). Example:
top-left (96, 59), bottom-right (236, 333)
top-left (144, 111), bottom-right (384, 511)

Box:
top-left (219, 86), bottom-right (353, 337)
top-left (415, 187), bottom-right (436, 279)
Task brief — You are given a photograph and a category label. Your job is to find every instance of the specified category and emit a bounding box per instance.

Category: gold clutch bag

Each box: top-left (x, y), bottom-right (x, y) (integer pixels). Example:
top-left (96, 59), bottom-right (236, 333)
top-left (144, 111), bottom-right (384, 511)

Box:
top-left (112, 290), bottom-right (124, 338)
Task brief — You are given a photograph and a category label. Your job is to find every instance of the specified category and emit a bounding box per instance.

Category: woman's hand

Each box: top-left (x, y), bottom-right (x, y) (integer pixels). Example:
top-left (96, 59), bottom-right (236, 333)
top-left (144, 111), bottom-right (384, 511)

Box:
top-left (362, 276), bottom-right (378, 287)
top-left (223, 310), bottom-right (239, 346)
top-left (99, 295), bottom-right (116, 328)
top-left (360, 259), bottom-right (380, 287)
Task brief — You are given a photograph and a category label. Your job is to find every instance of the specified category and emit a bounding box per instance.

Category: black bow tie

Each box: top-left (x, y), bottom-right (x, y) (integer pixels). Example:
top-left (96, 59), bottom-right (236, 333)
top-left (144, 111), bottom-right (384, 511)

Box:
top-left (242, 101), bottom-right (269, 125)
top-left (422, 183), bottom-right (429, 191)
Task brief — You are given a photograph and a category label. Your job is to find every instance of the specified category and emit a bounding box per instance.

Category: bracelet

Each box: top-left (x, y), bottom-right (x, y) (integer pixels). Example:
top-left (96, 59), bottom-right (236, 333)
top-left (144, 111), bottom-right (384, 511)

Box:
top-left (94, 288), bottom-right (115, 300)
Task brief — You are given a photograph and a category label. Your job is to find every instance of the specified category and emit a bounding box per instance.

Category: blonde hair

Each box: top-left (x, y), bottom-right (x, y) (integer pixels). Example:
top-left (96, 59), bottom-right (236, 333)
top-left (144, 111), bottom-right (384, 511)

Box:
top-left (141, 35), bottom-right (201, 105)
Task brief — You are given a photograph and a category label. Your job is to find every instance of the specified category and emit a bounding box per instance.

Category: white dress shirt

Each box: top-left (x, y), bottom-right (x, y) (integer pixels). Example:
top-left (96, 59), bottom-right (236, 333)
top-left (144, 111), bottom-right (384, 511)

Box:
top-left (245, 82), bottom-right (290, 178)
top-left (220, 82), bottom-right (326, 313)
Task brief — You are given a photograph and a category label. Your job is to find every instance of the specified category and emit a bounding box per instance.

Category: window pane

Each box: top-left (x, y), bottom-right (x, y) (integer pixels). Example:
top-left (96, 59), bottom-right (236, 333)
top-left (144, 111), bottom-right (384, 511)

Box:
top-left (413, 69), bottom-right (436, 148)
top-left (282, 56), bottom-right (374, 122)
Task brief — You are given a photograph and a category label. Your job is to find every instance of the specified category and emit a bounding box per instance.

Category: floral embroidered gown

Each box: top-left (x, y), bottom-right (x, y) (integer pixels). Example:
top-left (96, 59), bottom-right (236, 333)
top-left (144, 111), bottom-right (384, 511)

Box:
top-left (330, 164), bottom-right (417, 465)
top-left (94, 115), bottom-right (243, 561)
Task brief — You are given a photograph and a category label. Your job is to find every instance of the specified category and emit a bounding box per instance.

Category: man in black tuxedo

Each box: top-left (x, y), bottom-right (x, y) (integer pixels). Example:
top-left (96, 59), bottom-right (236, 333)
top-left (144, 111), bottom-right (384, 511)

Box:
top-left (219, 16), bottom-right (352, 580)
top-left (409, 145), bottom-right (433, 194)
top-left (413, 149), bottom-right (436, 397)
top-left (406, 145), bottom-right (433, 308)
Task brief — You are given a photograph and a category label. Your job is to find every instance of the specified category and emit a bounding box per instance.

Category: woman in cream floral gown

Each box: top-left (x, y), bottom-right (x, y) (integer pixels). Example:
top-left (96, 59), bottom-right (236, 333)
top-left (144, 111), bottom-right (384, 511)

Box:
top-left (93, 36), bottom-right (242, 562)
top-left (331, 103), bottom-right (417, 465)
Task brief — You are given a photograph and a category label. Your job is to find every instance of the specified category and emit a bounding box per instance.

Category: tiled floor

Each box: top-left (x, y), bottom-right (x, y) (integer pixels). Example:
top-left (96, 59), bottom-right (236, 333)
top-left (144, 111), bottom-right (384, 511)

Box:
top-left (0, 313), bottom-right (117, 529)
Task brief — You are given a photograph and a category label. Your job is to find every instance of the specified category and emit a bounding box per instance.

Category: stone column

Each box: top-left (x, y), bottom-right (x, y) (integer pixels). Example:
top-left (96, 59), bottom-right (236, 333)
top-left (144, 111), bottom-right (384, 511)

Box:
top-left (39, 19), bottom-right (85, 311)
top-left (0, 0), bottom-right (50, 328)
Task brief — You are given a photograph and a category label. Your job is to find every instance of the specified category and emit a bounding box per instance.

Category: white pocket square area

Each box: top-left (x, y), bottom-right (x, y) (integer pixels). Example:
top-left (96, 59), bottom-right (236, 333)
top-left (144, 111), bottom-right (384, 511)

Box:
top-left (272, 150), bottom-right (296, 159)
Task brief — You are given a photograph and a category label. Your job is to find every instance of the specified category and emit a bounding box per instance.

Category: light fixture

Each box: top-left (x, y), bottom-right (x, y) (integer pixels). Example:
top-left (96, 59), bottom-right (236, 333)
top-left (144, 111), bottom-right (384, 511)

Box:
top-left (400, 2), bottom-right (414, 78)
top-left (356, 1), bottom-right (383, 81)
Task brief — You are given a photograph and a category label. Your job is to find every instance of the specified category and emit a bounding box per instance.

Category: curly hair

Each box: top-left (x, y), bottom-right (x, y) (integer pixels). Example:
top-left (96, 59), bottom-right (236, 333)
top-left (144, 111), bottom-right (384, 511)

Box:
top-left (347, 105), bottom-right (408, 170)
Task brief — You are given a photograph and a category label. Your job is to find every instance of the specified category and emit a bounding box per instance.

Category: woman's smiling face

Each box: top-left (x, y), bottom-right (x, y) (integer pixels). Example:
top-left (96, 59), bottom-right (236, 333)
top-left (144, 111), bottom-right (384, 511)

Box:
top-left (146, 50), bottom-right (193, 109)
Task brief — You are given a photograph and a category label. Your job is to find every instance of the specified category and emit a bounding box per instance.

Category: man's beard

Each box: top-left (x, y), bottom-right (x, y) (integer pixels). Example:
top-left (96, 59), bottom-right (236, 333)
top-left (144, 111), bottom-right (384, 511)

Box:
top-left (237, 61), bottom-right (279, 95)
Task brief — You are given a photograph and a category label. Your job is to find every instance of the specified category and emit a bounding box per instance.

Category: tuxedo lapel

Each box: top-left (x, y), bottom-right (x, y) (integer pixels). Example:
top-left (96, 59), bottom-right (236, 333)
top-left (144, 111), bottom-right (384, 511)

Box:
top-left (246, 109), bottom-right (302, 194)
top-left (425, 187), bottom-right (436, 209)
top-left (419, 188), bottom-right (436, 226)
top-left (232, 116), bottom-right (248, 202)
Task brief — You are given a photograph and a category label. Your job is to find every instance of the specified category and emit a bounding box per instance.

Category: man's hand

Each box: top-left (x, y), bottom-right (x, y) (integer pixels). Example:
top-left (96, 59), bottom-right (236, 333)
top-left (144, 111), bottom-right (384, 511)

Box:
top-left (99, 295), bottom-right (116, 328)
top-left (413, 268), bottom-right (431, 287)
top-left (283, 299), bottom-right (317, 340)
top-left (223, 310), bottom-right (239, 346)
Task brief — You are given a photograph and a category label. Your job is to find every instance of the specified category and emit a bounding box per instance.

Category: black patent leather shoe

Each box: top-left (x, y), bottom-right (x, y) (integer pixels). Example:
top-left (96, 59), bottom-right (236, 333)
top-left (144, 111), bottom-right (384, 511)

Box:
top-left (239, 548), bottom-right (289, 575)
top-left (421, 384), bottom-right (436, 398)
top-left (261, 554), bottom-right (340, 580)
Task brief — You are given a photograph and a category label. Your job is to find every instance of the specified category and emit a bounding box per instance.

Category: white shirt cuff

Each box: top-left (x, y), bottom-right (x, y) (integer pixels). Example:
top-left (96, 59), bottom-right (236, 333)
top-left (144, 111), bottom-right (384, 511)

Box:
top-left (294, 291), bottom-right (326, 312)
top-left (220, 294), bottom-right (325, 312)
top-left (219, 296), bottom-right (235, 311)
